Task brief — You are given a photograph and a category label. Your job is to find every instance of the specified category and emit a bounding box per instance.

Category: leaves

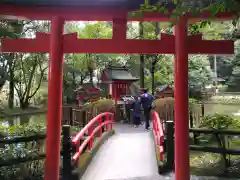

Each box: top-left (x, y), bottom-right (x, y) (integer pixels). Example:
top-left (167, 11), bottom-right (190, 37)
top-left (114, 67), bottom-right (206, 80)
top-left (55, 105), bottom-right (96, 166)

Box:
top-left (200, 113), bottom-right (239, 130)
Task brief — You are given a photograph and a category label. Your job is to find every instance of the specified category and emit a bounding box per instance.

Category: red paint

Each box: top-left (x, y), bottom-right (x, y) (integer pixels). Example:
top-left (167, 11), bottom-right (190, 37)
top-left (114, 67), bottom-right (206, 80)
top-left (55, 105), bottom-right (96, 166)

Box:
top-left (98, 116), bottom-right (102, 137)
top-left (1, 32), bottom-right (234, 54)
top-left (174, 17), bottom-right (190, 180)
top-left (113, 19), bottom-right (127, 40)
top-left (0, 32), bottom-right (49, 53)
top-left (44, 17), bottom-right (64, 180)
top-left (72, 112), bottom-right (114, 164)
top-left (152, 111), bottom-right (164, 161)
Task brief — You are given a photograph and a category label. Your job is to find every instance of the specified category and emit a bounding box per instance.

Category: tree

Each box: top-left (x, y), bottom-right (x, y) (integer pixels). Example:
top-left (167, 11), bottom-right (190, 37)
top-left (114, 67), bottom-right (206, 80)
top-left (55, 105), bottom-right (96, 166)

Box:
top-left (188, 55), bottom-right (213, 89)
top-left (14, 53), bottom-right (48, 109)
top-left (136, 0), bottom-right (240, 39)
top-left (227, 40), bottom-right (240, 91)
top-left (0, 20), bottom-right (24, 108)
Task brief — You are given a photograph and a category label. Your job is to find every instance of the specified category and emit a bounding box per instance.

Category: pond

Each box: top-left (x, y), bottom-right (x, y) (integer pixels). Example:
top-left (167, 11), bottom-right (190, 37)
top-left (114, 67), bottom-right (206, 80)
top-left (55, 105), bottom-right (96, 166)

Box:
top-left (1, 103), bottom-right (240, 126)
top-left (1, 113), bottom-right (46, 127)
top-left (204, 103), bottom-right (240, 116)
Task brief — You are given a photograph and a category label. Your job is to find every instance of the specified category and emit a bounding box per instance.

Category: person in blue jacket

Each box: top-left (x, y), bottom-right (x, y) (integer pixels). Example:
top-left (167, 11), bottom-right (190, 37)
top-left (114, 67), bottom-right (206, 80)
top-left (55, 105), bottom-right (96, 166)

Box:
top-left (140, 88), bottom-right (155, 130)
top-left (132, 96), bottom-right (142, 127)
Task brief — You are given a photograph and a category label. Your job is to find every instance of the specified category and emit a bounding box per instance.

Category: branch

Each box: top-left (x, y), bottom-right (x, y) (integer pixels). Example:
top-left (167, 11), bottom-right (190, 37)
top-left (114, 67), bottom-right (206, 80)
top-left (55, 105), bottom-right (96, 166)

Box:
top-left (28, 55), bottom-right (47, 99)
top-left (23, 54), bottom-right (38, 100)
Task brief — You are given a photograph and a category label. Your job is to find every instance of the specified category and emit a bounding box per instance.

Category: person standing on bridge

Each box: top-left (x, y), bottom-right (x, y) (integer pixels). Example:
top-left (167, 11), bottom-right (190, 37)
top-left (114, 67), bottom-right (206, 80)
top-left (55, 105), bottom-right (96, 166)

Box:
top-left (140, 88), bottom-right (155, 130)
top-left (132, 96), bottom-right (142, 127)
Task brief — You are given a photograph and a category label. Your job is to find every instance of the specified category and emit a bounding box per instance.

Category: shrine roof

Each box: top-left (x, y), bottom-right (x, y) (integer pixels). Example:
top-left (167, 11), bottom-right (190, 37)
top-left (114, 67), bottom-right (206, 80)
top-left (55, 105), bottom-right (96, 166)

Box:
top-left (0, 0), bottom-right (218, 9)
top-left (156, 84), bottom-right (172, 92)
top-left (75, 83), bottom-right (100, 91)
top-left (103, 65), bottom-right (139, 81)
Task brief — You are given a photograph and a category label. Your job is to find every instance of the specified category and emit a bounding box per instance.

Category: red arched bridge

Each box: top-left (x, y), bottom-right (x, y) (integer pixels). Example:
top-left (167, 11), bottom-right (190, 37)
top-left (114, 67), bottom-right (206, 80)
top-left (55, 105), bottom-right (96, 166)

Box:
top-left (59, 111), bottom-right (166, 180)
top-left (59, 111), bottom-right (240, 180)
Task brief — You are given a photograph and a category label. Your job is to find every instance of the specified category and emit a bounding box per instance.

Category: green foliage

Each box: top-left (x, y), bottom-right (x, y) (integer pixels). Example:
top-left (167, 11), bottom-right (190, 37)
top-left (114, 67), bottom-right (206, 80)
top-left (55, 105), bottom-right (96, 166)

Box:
top-left (134, 0), bottom-right (240, 36)
top-left (0, 20), bottom-right (21, 38)
top-left (0, 119), bottom-right (80, 180)
top-left (0, 121), bottom-right (46, 180)
top-left (14, 53), bottom-right (48, 109)
top-left (200, 113), bottom-right (239, 130)
top-left (189, 55), bottom-right (213, 89)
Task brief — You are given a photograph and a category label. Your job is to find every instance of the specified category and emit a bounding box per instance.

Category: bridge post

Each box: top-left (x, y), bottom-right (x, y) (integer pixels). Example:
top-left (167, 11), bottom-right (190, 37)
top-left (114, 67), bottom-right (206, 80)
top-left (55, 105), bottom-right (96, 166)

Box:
top-left (174, 16), bottom-right (190, 180)
top-left (98, 116), bottom-right (103, 137)
top-left (88, 126), bottom-right (94, 150)
top-left (62, 125), bottom-right (72, 180)
top-left (44, 16), bottom-right (64, 180)
top-left (165, 121), bottom-right (174, 170)
top-left (105, 112), bottom-right (109, 131)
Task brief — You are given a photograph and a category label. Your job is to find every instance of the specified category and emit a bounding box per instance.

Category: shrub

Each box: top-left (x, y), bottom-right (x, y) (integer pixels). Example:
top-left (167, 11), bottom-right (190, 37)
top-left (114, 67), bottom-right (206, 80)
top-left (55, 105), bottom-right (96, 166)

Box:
top-left (0, 121), bottom-right (80, 180)
top-left (200, 113), bottom-right (240, 130)
top-left (199, 113), bottom-right (240, 168)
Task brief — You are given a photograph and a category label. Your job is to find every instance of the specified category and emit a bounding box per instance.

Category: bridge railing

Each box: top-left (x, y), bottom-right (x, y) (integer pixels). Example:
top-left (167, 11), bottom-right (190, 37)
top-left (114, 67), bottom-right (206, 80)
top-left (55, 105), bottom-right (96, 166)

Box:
top-left (152, 111), bottom-right (165, 161)
top-left (71, 112), bottom-right (114, 163)
top-left (62, 112), bottom-right (114, 180)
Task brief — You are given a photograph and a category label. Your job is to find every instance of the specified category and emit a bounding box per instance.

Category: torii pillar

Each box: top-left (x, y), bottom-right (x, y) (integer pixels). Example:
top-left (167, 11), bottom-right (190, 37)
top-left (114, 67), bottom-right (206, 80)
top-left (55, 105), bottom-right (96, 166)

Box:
top-left (174, 17), bottom-right (190, 180)
top-left (44, 16), bottom-right (64, 180)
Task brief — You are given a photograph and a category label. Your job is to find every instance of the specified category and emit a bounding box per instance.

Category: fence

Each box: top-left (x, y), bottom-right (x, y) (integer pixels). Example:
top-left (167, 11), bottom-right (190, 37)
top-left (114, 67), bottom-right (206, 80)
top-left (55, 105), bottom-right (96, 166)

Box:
top-left (189, 128), bottom-right (240, 168)
top-left (0, 134), bottom-right (46, 167)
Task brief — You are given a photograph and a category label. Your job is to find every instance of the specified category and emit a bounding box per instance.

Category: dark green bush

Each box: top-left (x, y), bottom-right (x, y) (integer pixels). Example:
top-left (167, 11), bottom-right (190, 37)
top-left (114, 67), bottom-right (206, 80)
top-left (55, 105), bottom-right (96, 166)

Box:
top-left (0, 121), bottom-right (80, 180)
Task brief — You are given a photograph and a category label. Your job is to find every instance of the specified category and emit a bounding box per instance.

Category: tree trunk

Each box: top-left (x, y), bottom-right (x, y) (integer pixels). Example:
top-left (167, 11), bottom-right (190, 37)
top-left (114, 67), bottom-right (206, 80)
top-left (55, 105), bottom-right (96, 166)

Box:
top-left (8, 53), bottom-right (15, 109)
top-left (20, 100), bottom-right (29, 109)
top-left (139, 22), bottom-right (144, 89)
top-left (89, 67), bottom-right (93, 84)
top-left (151, 22), bottom-right (159, 95)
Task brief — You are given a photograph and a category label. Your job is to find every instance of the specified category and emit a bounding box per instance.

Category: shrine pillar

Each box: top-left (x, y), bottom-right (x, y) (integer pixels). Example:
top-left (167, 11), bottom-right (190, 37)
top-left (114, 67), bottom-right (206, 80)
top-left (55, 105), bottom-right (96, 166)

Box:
top-left (174, 17), bottom-right (190, 180)
top-left (44, 16), bottom-right (64, 180)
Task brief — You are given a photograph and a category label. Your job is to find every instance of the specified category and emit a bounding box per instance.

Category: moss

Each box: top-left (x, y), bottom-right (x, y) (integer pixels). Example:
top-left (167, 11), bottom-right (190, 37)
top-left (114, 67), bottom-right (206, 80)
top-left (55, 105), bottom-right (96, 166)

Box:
top-left (78, 152), bottom-right (91, 169)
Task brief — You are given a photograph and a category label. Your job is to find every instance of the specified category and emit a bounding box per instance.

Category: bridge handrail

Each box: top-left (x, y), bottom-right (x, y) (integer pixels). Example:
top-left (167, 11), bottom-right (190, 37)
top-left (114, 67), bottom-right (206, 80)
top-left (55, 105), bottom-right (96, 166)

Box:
top-left (71, 112), bottom-right (114, 163)
top-left (152, 111), bottom-right (164, 161)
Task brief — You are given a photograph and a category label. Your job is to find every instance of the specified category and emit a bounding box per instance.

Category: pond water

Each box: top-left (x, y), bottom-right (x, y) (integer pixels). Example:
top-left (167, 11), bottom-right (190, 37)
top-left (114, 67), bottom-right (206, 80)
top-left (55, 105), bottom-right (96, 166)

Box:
top-left (1, 113), bottom-right (46, 127)
top-left (204, 103), bottom-right (240, 115)
top-left (1, 103), bottom-right (240, 126)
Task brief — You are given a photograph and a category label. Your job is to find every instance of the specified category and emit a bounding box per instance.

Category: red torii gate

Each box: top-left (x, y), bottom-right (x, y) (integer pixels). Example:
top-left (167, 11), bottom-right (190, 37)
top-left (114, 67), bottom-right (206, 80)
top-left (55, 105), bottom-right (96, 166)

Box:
top-left (0, 3), bottom-right (234, 180)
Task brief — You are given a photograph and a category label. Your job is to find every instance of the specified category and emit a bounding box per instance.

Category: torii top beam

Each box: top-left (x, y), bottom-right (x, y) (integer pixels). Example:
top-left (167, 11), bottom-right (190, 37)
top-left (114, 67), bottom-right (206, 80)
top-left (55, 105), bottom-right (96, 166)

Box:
top-left (0, 0), bottom-right (234, 22)
top-left (0, 0), bottom-right (235, 55)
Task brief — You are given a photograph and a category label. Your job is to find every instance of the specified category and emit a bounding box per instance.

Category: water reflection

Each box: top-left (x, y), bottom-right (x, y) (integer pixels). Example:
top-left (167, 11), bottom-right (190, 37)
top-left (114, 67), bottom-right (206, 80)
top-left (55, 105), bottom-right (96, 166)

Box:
top-left (2, 114), bottom-right (46, 126)
top-left (204, 104), bottom-right (240, 115)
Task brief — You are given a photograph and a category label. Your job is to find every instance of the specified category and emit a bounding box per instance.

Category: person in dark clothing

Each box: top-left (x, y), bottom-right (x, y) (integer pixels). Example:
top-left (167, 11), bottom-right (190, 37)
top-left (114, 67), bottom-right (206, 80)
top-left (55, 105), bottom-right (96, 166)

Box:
top-left (132, 96), bottom-right (141, 127)
top-left (140, 88), bottom-right (155, 130)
